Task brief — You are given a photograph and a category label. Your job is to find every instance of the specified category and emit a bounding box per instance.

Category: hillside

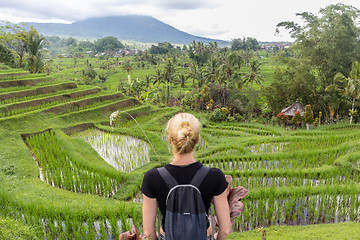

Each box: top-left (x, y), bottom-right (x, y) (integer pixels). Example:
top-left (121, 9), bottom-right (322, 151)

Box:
top-left (27, 15), bottom-right (227, 44)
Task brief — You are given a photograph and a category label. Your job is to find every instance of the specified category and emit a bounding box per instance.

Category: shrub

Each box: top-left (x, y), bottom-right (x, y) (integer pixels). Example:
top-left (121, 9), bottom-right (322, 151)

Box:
top-left (276, 112), bottom-right (288, 126)
top-left (210, 108), bottom-right (226, 122)
top-left (291, 110), bottom-right (303, 126)
top-left (304, 104), bottom-right (314, 130)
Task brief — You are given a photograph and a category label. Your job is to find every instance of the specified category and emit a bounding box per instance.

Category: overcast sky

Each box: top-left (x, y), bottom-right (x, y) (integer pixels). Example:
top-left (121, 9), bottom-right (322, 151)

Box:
top-left (0, 0), bottom-right (359, 42)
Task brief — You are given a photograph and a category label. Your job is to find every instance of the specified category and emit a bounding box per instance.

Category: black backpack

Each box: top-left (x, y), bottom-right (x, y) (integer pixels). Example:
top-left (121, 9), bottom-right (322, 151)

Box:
top-left (157, 166), bottom-right (212, 240)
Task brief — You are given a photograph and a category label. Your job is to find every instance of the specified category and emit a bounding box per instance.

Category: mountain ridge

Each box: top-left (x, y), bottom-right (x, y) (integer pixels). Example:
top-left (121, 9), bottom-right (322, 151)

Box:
top-left (25, 15), bottom-right (227, 44)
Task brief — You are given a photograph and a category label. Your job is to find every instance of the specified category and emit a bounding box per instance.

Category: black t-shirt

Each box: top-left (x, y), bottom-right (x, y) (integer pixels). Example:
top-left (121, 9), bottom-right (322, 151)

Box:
top-left (141, 162), bottom-right (228, 230)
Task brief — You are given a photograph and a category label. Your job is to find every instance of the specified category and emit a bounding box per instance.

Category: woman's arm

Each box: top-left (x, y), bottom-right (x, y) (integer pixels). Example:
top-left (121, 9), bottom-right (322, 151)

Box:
top-left (142, 194), bottom-right (158, 240)
top-left (213, 190), bottom-right (232, 240)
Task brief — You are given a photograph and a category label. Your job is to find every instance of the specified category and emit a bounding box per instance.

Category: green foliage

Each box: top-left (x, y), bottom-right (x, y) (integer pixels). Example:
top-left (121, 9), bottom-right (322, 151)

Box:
top-left (27, 28), bottom-right (45, 74)
top-left (93, 36), bottom-right (124, 53)
top-left (277, 4), bottom-right (360, 87)
top-left (209, 107), bottom-right (230, 122)
top-left (291, 110), bottom-right (303, 126)
top-left (148, 42), bottom-right (174, 54)
top-left (276, 112), bottom-right (288, 126)
top-left (264, 58), bottom-right (319, 114)
top-left (304, 104), bottom-right (314, 125)
top-left (188, 41), bottom-right (211, 66)
top-left (0, 44), bottom-right (15, 67)
top-left (231, 37), bottom-right (260, 51)
top-left (0, 21), bottom-right (29, 67)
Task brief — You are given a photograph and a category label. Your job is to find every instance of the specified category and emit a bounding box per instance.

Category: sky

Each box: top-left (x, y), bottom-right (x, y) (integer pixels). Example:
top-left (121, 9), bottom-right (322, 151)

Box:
top-left (0, 0), bottom-right (359, 42)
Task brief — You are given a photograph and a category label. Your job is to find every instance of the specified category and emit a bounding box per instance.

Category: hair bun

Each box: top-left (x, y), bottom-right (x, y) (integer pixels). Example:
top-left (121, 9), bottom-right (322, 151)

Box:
top-left (178, 121), bottom-right (191, 139)
top-left (166, 113), bottom-right (201, 154)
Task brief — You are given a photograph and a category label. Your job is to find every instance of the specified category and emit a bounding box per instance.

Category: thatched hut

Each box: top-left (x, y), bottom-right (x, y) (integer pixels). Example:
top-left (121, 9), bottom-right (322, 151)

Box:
top-left (281, 99), bottom-right (306, 116)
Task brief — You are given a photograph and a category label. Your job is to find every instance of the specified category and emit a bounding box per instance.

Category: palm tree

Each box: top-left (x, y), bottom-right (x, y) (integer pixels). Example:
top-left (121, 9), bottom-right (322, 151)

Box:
top-left (195, 68), bottom-right (206, 88)
top-left (219, 52), bottom-right (243, 87)
top-left (205, 57), bottom-right (220, 84)
top-left (178, 73), bottom-right (188, 88)
top-left (144, 75), bottom-right (151, 90)
top-left (163, 59), bottom-right (177, 104)
top-left (27, 28), bottom-right (45, 73)
top-left (122, 59), bottom-right (134, 79)
top-left (334, 61), bottom-right (360, 124)
top-left (242, 59), bottom-right (263, 89)
top-left (188, 61), bottom-right (199, 86)
top-left (152, 68), bottom-right (164, 87)
top-left (218, 52), bottom-right (243, 105)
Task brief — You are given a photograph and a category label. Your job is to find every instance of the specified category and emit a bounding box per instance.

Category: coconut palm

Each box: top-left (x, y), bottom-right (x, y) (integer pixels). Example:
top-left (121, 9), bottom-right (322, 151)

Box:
top-left (178, 73), bottom-right (188, 88)
top-left (205, 57), bottom-right (220, 84)
top-left (152, 68), bottom-right (164, 87)
top-left (27, 28), bottom-right (45, 73)
top-left (122, 59), bottom-right (134, 79)
top-left (163, 59), bottom-right (177, 103)
top-left (334, 61), bottom-right (360, 124)
top-left (188, 61), bottom-right (198, 86)
top-left (242, 59), bottom-right (263, 89)
top-left (219, 52), bottom-right (243, 87)
top-left (144, 75), bottom-right (151, 90)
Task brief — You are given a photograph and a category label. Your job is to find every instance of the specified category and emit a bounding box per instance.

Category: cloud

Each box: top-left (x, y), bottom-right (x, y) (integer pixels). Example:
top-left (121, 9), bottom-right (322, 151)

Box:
top-left (0, 0), bottom-right (219, 23)
top-left (153, 0), bottom-right (218, 10)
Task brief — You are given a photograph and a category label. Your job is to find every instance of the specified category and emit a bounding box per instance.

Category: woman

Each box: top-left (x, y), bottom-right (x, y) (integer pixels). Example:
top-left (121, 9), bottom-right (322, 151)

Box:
top-left (141, 113), bottom-right (232, 240)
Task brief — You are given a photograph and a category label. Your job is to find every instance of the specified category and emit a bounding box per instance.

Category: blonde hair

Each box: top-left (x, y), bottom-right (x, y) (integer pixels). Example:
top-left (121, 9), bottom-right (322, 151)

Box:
top-left (166, 113), bottom-right (201, 154)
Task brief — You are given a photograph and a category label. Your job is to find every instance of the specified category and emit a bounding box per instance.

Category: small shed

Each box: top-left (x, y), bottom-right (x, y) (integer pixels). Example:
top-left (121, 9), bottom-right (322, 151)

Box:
top-left (281, 99), bottom-right (306, 116)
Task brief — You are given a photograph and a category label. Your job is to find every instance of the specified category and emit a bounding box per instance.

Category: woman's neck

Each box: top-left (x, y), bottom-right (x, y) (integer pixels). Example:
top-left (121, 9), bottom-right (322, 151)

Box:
top-left (170, 151), bottom-right (196, 166)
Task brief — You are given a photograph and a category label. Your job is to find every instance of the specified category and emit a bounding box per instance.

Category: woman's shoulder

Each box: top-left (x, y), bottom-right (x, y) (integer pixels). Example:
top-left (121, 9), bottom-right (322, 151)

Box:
top-left (144, 167), bottom-right (161, 179)
top-left (208, 166), bottom-right (225, 177)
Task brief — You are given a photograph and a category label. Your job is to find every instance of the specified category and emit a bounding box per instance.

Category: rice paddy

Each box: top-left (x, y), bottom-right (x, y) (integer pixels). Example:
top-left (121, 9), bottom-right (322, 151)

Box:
top-left (0, 65), bottom-right (360, 239)
top-left (74, 128), bottom-right (150, 172)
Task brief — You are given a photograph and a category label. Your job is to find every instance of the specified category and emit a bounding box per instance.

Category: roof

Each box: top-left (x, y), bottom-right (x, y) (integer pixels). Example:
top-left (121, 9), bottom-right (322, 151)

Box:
top-left (281, 99), bottom-right (306, 116)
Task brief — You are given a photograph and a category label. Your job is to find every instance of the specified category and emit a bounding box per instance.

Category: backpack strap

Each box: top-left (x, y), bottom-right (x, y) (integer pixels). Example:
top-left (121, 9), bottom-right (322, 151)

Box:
top-left (190, 166), bottom-right (211, 188)
top-left (157, 167), bottom-right (178, 189)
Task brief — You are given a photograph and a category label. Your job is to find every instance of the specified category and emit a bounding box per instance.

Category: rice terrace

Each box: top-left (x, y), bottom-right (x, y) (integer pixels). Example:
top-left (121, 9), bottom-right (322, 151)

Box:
top-left (1, 3), bottom-right (360, 240)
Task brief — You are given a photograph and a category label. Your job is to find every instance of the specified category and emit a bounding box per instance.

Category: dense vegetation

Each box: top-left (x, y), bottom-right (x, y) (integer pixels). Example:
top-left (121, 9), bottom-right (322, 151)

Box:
top-left (0, 3), bottom-right (360, 240)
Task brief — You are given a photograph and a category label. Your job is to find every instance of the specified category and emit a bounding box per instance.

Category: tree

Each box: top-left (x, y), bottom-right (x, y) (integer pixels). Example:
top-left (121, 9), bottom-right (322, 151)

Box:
top-left (264, 55), bottom-right (321, 116)
top-left (163, 59), bottom-right (177, 104)
top-left (205, 57), bottom-right (220, 84)
top-left (122, 60), bottom-right (134, 79)
top-left (148, 42), bottom-right (174, 54)
top-left (303, 105), bottom-right (314, 130)
top-left (152, 68), bottom-right (164, 87)
top-left (93, 36), bottom-right (124, 53)
top-left (334, 61), bottom-right (360, 124)
top-left (178, 74), bottom-right (188, 88)
top-left (0, 22), bottom-right (29, 67)
top-left (0, 44), bottom-right (15, 67)
top-left (188, 61), bottom-right (199, 86)
top-left (292, 110), bottom-right (303, 127)
top-left (27, 28), bottom-right (45, 73)
top-left (219, 52), bottom-right (243, 87)
top-left (231, 37), bottom-right (260, 51)
top-left (242, 59), bottom-right (263, 89)
top-left (276, 4), bottom-right (360, 89)
top-left (188, 41), bottom-right (210, 66)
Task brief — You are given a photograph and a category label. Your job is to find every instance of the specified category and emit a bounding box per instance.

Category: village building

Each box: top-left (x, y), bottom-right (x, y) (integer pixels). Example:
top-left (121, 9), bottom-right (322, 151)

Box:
top-left (281, 99), bottom-right (306, 116)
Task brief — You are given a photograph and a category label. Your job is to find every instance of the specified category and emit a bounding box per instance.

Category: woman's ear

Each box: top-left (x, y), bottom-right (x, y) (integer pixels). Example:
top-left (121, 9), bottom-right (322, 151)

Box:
top-left (196, 135), bottom-right (201, 144)
top-left (168, 135), bottom-right (171, 144)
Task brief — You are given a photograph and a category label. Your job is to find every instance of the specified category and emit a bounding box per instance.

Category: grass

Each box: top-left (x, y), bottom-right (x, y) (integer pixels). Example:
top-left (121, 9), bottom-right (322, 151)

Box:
top-left (0, 215), bottom-right (40, 240)
top-left (228, 222), bottom-right (360, 240)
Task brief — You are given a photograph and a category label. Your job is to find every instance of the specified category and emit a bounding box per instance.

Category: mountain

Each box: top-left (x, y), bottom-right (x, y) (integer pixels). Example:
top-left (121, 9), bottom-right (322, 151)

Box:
top-left (27, 15), bottom-right (227, 44)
